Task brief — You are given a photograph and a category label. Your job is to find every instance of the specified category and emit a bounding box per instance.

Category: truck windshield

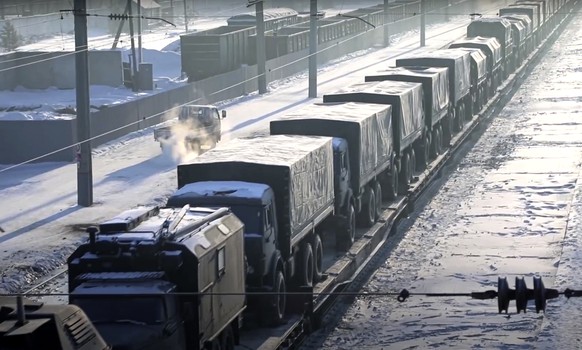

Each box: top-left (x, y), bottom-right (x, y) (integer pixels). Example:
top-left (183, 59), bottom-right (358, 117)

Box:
top-left (228, 205), bottom-right (262, 234)
top-left (72, 296), bottom-right (166, 325)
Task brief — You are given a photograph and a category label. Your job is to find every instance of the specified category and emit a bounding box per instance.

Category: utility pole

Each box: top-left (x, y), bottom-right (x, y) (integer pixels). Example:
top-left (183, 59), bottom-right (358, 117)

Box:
top-left (308, 0), bottom-right (317, 98)
top-left (255, 0), bottom-right (267, 94)
top-left (420, 0), bottom-right (426, 47)
top-left (383, 0), bottom-right (390, 47)
top-left (127, 0), bottom-right (139, 91)
top-left (183, 0), bottom-right (188, 32)
top-left (74, 0), bottom-right (93, 206)
top-left (137, 0), bottom-right (142, 63)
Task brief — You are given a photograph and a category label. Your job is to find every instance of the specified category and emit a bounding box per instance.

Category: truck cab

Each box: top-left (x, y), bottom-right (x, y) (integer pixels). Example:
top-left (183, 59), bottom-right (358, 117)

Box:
top-left (154, 104), bottom-right (226, 152)
top-left (67, 206), bottom-right (246, 350)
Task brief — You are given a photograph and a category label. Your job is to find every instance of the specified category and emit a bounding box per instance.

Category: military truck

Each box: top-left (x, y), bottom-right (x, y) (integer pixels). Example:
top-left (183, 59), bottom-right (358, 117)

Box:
top-left (323, 80), bottom-right (425, 194)
top-left (500, 13), bottom-right (534, 59)
top-left (448, 36), bottom-right (503, 95)
top-left (365, 66), bottom-right (450, 162)
top-left (501, 6), bottom-right (539, 45)
top-left (67, 205), bottom-right (246, 350)
top-left (154, 104), bottom-right (226, 153)
top-left (396, 49), bottom-right (472, 140)
top-left (174, 135), bottom-right (338, 323)
top-left (467, 18), bottom-right (514, 77)
top-left (0, 295), bottom-right (110, 350)
top-left (447, 48), bottom-right (488, 113)
top-left (270, 102), bottom-right (395, 244)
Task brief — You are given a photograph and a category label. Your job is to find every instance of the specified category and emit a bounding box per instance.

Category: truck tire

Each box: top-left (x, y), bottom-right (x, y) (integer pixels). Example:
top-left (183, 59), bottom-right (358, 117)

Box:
top-left (358, 186), bottom-right (376, 227)
top-left (338, 203), bottom-right (356, 251)
top-left (374, 181), bottom-right (383, 221)
top-left (313, 234), bottom-right (323, 282)
top-left (268, 271), bottom-right (286, 325)
top-left (398, 153), bottom-right (410, 194)
top-left (384, 163), bottom-right (398, 201)
top-left (409, 149), bottom-right (416, 182)
top-left (432, 127), bottom-right (442, 158)
top-left (418, 136), bottom-right (429, 170)
top-left (298, 243), bottom-right (314, 287)
top-left (220, 326), bottom-right (235, 350)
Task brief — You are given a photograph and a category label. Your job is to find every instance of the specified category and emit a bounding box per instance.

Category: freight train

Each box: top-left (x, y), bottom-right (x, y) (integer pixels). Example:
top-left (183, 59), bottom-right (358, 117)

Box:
top-left (54, 0), bottom-right (573, 349)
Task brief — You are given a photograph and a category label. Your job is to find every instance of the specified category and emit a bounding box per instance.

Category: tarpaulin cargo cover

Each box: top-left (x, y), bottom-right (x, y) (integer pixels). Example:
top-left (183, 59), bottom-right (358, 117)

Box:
top-left (516, 0), bottom-right (547, 23)
top-left (395, 50), bottom-right (471, 104)
top-left (506, 19), bottom-right (527, 45)
top-left (448, 48), bottom-right (488, 82)
top-left (323, 80), bottom-right (424, 154)
top-left (501, 13), bottom-right (533, 37)
top-left (467, 18), bottom-right (513, 56)
top-left (270, 102), bottom-right (393, 192)
top-left (505, 5), bottom-right (540, 30)
top-left (449, 36), bottom-right (503, 71)
top-left (177, 134), bottom-right (334, 248)
top-left (365, 66), bottom-right (449, 128)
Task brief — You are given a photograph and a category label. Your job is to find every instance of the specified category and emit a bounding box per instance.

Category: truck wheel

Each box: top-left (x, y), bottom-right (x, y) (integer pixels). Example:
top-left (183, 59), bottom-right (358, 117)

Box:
top-left (398, 153), bottom-right (410, 194)
top-left (220, 326), bottom-right (235, 350)
top-left (384, 164), bottom-right (398, 201)
top-left (338, 203), bottom-right (356, 251)
top-left (299, 243), bottom-right (314, 287)
top-left (374, 181), bottom-right (383, 221)
top-left (358, 186), bottom-right (376, 227)
top-left (409, 149), bottom-right (416, 181)
top-left (418, 136), bottom-right (429, 169)
top-left (313, 234), bottom-right (323, 282)
top-left (433, 129), bottom-right (442, 158)
top-left (268, 271), bottom-right (286, 325)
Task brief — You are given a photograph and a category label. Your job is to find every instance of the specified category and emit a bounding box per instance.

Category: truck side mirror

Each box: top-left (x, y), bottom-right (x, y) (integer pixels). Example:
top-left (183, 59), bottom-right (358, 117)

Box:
top-left (221, 110), bottom-right (227, 119)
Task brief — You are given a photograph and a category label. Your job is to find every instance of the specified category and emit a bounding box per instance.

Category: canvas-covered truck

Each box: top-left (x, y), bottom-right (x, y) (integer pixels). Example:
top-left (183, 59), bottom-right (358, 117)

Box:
top-left (0, 296), bottom-right (109, 350)
top-left (501, 13), bottom-right (533, 61)
top-left (323, 80), bottom-right (425, 195)
top-left (448, 48), bottom-right (488, 113)
top-left (67, 206), bottom-right (246, 350)
top-left (467, 18), bottom-right (514, 77)
top-left (365, 66), bottom-right (450, 163)
top-left (448, 36), bottom-right (503, 95)
top-left (501, 6), bottom-right (539, 45)
top-left (153, 104), bottom-right (226, 153)
top-left (174, 135), bottom-right (338, 323)
top-left (396, 49), bottom-right (472, 140)
top-left (269, 102), bottom-right (395, 242)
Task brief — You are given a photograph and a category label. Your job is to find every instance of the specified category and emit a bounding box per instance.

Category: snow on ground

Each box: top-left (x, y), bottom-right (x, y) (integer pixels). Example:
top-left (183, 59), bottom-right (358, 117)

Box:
top-left (313, 10), bottom-right (582, 349)
top-left (0, 1), bottom-right (508, 293)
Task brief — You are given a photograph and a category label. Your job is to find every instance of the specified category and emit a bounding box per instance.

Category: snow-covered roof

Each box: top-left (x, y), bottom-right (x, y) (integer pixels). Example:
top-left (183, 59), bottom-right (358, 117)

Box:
top-left (277, 102), bottom-right (391, 123)
top-left (173, 181), bottom-right (271, 200)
